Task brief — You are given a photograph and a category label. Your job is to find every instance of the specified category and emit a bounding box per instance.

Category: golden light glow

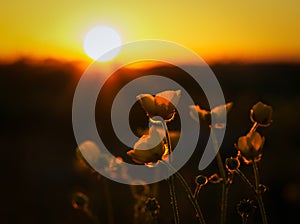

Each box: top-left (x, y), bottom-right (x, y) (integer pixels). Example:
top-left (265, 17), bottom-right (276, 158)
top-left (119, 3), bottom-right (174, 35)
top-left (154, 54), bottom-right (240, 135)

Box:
top-left (1, 1), bottom-right (300, 64)
top-left (83, 26), bottom-right (122, 61)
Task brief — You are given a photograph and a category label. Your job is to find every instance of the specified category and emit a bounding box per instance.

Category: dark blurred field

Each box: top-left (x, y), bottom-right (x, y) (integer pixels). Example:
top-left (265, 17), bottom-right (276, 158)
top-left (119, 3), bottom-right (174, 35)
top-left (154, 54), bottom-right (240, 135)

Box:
top-left (1, 59), bottom-right (299, 224)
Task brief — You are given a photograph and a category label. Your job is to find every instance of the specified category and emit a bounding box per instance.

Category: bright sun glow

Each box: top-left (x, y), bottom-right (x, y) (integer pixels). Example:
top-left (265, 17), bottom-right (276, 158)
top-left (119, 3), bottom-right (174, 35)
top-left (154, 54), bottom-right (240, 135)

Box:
top-left (83, 26), bottom-right (122, 61)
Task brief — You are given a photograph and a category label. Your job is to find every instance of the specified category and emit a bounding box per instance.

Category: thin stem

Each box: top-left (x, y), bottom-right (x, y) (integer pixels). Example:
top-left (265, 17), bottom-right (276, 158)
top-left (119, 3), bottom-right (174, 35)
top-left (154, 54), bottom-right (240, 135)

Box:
top-left (235, 169), bottom-right (256, 193)
top-left (193, 184), bottom-right (202, 199)
top-left (211, 128), bottom-right (226, 178)
top-left (211, 128), bottom-right (228, 224)
top-left (149, 210), bottom-right (159, 224)
top-left (83, 207), bottom-right (100, 224)
top-left (162, 161), bottom-right (206, 224)
top-left (153, 216), bottom-right (158, 224)
top-left (252, 161), bottom-right (268, 224)
top-left (215, 152), bottom-right (226, 182)
top-left (249, 122), bottom-right (259, 133)
top-left (167, 177), bottom-right (180, 224)
top-left (161, 120), bottom-right (180, 224)
top-left (218, 154), bottom-right (228, 224)
top-left (161, 120), bottom-right (172, 155)
top-left (242, 216), bottom-right (248, 224)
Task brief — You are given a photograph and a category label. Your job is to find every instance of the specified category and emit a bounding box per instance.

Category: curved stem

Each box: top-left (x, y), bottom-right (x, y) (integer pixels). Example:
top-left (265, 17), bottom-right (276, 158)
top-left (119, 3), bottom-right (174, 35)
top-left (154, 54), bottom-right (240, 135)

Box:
top-left (193, 184), bottom-right (202, 199)
top-left (161, 120), bottom-right (180, 224)
top-left (83, 207), bottom-right (100, 224)
top-left (217, 153), bottom-right (228, 224)
top-left (242, 215), bottom-right (248, 224)
top-left (235, 169), bottom-right (256, 193)
top-left (252, 161), bottom-right (268, 224)
top-left (211, 128), bottom-right (228, 224)
top-left (153, 215), bottom-right (158, 224)
top-left (162, 161), bottom-right (206, 224)
top-left (161, 120), bottom-right (172, 153)
top-left (167, 178), bottom-right (180, 224)
top-left (215, 151), bottom-right (226, 183)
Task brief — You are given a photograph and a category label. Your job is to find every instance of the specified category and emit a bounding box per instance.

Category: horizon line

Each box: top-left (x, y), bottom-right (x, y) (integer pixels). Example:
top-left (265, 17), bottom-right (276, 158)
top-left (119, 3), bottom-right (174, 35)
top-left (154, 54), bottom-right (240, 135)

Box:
top-left (1, 56), bottom-right (300, 68)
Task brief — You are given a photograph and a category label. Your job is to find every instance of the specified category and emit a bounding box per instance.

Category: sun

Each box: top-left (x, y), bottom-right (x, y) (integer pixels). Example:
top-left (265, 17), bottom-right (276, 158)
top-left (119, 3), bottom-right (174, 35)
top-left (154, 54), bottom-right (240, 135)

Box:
top-left (83, 26), bottom-right (122, 62)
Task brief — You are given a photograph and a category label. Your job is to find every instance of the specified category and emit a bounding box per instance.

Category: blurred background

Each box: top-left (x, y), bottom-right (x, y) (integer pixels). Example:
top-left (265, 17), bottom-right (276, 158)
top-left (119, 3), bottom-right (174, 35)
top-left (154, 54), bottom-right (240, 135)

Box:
top-left (1, 61), bottom-right (299, 223)
top-left (1, 1), bottom-right (300, 223)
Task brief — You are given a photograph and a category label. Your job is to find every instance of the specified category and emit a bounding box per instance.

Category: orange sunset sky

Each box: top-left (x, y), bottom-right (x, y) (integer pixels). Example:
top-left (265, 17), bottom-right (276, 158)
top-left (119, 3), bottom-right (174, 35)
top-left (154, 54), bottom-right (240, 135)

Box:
top-left (1, 0), bottom-right (300, 64)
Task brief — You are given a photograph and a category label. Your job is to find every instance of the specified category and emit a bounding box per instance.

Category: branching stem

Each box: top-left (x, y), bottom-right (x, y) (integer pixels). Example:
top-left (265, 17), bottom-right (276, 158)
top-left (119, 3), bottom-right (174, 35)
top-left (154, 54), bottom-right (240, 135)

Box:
top-left (162, 161), bottom-right (206, 224)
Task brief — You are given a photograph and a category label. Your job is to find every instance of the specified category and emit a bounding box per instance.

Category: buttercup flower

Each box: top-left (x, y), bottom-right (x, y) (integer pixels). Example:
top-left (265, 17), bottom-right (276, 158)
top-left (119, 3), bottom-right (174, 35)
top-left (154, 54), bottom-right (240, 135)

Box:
top-left (105, 156), bottom-right (131, 181)
top-left (127, 125), bottom-right (167, 164)
top-left (236, 131), bottom-right (265, 164)
top-left (75, 141), bottom-right (131, 181)
top-left (190, 102), bottom-right (233, 128)
top-left (74, 140), bottom-right (109, 175)
top-left (137, 90), bottom-right (181, 121)
top-left (189, 105), bottom-right (210, 121)
top-left (250, 101), bottom-right (273, 127)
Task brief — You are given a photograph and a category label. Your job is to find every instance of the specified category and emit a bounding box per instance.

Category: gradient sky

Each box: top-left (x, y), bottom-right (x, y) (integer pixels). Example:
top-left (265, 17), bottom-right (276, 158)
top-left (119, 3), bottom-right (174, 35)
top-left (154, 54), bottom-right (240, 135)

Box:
top-left (1, 0), bottom-right (299, 64)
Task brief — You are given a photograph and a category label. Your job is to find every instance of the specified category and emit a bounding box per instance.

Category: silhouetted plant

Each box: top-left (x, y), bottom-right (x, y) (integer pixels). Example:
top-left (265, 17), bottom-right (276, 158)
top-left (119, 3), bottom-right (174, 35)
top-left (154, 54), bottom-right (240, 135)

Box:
top-left (74, 90), bottom-right (272, 224)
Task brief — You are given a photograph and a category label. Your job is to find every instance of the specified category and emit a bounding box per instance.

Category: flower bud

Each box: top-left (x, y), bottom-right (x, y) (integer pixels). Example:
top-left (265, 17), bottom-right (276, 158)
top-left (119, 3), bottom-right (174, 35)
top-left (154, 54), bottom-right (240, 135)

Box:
top-left (72, 192), bottom-right (89, 210)
top-left (225, 157), bottom-right (240, 171)
top-left (250, 101), bottom-right (273, 126)
top-left (257, 184), bottom-right (268, 194)
top-left (236, 131), bottom-right (265, 164)
top-left (195, 175), bottom-right (208, 186)
top-left (208, 173), bottom-right (223, 184)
